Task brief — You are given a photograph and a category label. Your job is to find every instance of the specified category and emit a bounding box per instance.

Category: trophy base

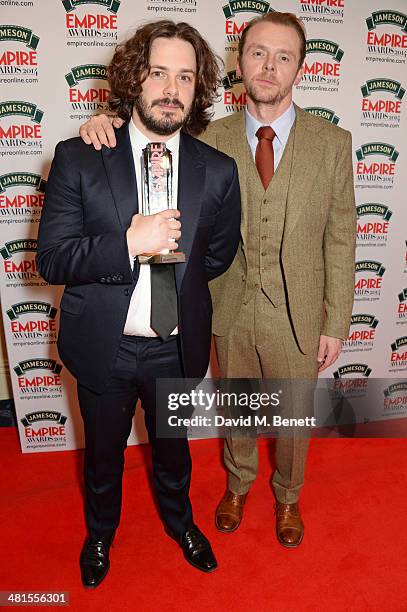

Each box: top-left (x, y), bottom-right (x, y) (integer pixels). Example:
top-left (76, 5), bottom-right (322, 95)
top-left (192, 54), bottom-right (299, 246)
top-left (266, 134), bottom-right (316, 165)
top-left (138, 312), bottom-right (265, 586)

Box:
top-left (138, 252), bottom-right (186, 265)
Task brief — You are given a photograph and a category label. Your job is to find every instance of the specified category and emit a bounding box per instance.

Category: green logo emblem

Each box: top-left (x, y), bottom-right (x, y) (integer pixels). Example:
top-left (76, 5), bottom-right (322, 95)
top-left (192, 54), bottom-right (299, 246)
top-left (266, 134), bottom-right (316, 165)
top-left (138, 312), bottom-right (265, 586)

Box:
top-left (65, 64), bottom-right (108, 87)
top-left (350, 315), bottom-right (379, 328)
top-left (222, 70), bottom-right (243, 90)
top-left (304, 107), bottom-right (339, 124)
top-left (306, 39), bottom-right (344, 61)
top-left (355, 261), bottom-right (386, 276)
top-left (361, 78), bottom-right (405, 100)
top-left (0, 101), bottom-right (43, 123)
top-left (62, 0), bottom-right (120, 13)
top-left (6, 301), bottom-right (57, 320)
top-left (356, 203), bottom-right (392, 220)
top-left (391, 337), bottom-right (407, 351)
top-left (398, 289), bottom-right (407, 303)
top-left (14, 359), bottom-right (63, 376)
top-left (384, 382), bottom-right (407, 397)
top-left (356, 142), bottom-right (399, 162)
top-left (333, 364), bottom-right (372, 378)
top-left (0, 173), bottom-right (46, 193)
top-left (366, 10), bottom-right (407, 32)
top-left (0, 239), bottom-right (37, 260)
top-left (21, 411), bottom-right (67, 426)
top-left (222, 0), bottom-right (274, 18)
top-left (0, 25), bottom-right (39, 49)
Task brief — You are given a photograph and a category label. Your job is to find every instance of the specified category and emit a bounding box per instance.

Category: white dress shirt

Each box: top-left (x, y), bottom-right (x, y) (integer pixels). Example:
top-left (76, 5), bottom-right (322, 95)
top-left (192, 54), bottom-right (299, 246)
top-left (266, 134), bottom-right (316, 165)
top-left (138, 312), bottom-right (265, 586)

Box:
top-left (245, 102), bottom-right (296, 169)
top-left (123, 118), bottom-right (180, 336)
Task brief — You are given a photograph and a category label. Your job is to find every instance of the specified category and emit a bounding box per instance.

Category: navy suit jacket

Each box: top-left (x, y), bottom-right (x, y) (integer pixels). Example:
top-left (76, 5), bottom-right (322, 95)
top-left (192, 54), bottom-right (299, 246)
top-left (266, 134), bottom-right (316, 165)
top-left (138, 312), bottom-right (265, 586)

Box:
top-left (36, 123), bottom-right (241, 392)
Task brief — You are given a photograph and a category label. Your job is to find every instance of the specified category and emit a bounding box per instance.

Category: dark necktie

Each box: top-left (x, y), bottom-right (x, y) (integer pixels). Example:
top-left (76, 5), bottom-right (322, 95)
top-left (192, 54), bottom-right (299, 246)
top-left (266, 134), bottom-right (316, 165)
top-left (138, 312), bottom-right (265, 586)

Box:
top-left (255, 126), bottom-right (276, 190)
top-left (150, 264), bottom-right (178, 340)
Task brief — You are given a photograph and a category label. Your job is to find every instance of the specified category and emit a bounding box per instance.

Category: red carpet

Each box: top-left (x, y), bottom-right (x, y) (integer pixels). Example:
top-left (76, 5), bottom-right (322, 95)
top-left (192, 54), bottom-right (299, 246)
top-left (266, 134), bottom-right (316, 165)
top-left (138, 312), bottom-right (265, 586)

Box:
top-left (1, 428), bottom-right (407, 612)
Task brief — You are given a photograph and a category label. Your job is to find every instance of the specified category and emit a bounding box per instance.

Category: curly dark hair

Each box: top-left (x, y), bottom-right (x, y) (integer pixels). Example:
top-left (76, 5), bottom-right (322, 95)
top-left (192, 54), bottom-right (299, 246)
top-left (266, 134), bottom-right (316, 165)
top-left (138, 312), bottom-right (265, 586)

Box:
top-left (108, 20), bottom-right (223, 136)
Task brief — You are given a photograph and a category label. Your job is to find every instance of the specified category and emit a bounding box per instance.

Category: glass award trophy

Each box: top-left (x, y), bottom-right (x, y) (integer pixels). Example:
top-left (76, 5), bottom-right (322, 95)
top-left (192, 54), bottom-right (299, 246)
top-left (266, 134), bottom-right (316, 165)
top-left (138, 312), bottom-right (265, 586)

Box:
top-left (138, 142), bottom-right (186, 264)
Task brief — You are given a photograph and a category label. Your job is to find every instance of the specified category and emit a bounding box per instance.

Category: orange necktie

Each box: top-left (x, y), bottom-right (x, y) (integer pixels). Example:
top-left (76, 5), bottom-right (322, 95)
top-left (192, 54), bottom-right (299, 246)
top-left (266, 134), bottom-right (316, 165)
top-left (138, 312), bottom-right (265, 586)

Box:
top-left (255, 126), bottom-right (276, 190)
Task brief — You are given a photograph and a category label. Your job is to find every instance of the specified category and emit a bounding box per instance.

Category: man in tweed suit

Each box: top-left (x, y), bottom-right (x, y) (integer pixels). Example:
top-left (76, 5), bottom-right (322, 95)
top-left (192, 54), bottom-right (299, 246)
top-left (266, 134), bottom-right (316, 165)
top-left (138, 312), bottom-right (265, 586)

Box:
top-left (79, 12), bottom-right (356, 547)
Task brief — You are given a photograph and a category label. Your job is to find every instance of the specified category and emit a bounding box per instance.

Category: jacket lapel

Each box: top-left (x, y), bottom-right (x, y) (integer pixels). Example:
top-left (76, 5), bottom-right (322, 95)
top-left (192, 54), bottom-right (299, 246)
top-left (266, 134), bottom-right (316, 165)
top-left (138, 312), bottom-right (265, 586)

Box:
top-left (175, 131), bottom-right (206, 289)
top-left (101, 122), bottom-right (138, 229)
top-left (213, 112), bottom-right (251, 244)
top-left (283, 105), bottom-right (324, 241)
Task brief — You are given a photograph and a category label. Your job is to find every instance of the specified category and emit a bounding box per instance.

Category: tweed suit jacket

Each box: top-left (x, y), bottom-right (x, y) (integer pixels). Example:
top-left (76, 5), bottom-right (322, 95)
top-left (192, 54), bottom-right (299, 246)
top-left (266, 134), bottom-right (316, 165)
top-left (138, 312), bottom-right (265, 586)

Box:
top-left (200, 104), bottom-right (357, 354)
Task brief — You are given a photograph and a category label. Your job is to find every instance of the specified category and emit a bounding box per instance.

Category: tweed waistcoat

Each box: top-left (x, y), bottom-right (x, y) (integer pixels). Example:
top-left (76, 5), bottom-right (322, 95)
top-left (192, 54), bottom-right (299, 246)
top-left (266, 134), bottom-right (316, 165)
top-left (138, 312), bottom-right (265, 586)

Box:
top-left (243, 123), bottom-right (295, 306)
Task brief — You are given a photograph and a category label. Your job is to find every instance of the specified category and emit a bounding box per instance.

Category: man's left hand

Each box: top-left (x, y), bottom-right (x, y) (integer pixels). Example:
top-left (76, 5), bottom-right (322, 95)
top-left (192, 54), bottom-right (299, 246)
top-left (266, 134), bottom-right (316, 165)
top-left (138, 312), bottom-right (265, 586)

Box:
top-left (317, 335), bottom-right (342, 372)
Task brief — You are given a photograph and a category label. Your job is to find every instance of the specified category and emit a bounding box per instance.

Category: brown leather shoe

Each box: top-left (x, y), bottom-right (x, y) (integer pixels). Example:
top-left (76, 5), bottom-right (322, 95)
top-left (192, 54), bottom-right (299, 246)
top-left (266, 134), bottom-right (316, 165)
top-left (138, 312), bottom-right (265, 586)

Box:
top-left (215, 490), bottom-right (247, 532)
top-left (275, 502), bottom-right (304, 547)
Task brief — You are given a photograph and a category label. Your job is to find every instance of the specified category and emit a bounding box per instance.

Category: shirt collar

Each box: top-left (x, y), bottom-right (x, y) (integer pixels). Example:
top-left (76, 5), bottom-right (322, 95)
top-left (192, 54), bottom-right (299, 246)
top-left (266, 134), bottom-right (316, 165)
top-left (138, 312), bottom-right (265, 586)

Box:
top-left (245, 102), bottom-right (296, 148)
top-left (128, 116), bottom-right (180, 155)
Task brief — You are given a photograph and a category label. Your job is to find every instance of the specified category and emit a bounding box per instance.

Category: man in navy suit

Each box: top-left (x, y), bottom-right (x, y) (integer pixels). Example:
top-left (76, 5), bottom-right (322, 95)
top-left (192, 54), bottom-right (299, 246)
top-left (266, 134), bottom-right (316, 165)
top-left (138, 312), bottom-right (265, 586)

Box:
top-left (36, 20), bottom-right (240, 587)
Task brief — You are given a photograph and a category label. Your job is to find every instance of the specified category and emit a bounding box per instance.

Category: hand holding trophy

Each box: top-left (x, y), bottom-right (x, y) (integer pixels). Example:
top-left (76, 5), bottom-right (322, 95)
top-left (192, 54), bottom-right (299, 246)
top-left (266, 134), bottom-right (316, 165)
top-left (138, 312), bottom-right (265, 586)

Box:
top-left (138, 142), bottom-right (186, 264)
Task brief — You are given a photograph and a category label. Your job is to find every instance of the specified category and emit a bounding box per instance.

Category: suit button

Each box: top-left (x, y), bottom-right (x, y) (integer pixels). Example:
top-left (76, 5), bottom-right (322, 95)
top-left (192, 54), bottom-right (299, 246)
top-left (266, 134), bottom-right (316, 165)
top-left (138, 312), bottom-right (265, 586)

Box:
top-left (241, 275), bottom-right (246, 282)
top-left (262, 217), bottom-right (268, 222)
top-left (261, 236), bottom-right (267, 240)
top-left (261, 252), bottom-right (267, 257)
top-left (255, 283), bottom-right (260, 289)
top-left (263, 199), bottom-right (268, 205)
top-left (124, 289), bottom-right (130, 296)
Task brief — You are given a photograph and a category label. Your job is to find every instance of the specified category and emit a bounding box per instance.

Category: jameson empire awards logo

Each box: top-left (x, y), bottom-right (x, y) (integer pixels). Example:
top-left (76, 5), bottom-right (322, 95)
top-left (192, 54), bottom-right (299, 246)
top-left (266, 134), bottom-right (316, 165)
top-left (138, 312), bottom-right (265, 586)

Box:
top-left (354, 260), bottom-right (385, 302)
top-left (297, 39), bottom-right (344, 93)
top-left (342, 314), bottom-right (378, 352)
top-left (356, 202), bottom-right (392, 248)
top-left (332, 363), bottom-right (371, 398)
top-left (0, 24), bottom-right (40, 84)
top-left (0, 172), bottom-right (46, 223)
top-left (383, 382), bottom-right (407, 415)
top-left (389, 337), bottom-right (407, 371)
top-left (355, 142), bottom-right (399, 189)
top-left (222, 69), bottom-right (245, 113)
top-left (0, 100), bottom-right (43, 154)
top-left (65, 64), bottom-right (109, 120)
top-left (0, 238), bottom-right (43, 286)
top-left (304, 107), bottom-right (340, 124)
top-left (397, 288), bottom-right (407, 325)
top-left (5, 300), bottom-right (58, 346)
top-left (222, 1), bottom-right (274, 53)
top-left (62, 0), bottom-right (120, 48)
top-left (360, 78), bottom-right (405, 128)
top-left (21, 409), bottom-right (68, 448)
top-left (298, 0), bottom-right (344, 24)
top-left (14, 358), bottom-right (63, 401)
top-left (366, 10), bottom-right (407, 64)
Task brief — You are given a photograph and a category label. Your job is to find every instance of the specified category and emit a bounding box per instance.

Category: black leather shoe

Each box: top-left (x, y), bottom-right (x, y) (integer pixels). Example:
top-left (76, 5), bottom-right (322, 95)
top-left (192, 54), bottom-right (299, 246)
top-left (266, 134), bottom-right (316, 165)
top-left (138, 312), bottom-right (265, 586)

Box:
top-left (80, 537), bottom-right (112, 588)
top-left (166, 525), bottom-right (217, 573)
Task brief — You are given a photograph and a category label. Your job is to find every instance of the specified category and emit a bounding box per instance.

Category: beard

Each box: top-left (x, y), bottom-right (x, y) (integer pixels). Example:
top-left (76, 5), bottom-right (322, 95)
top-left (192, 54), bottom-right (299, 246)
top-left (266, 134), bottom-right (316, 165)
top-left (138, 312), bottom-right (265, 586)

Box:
top-left (134, 94), bottom-right (191, 136)
top-left (244, 75), bottom-right (294, 107)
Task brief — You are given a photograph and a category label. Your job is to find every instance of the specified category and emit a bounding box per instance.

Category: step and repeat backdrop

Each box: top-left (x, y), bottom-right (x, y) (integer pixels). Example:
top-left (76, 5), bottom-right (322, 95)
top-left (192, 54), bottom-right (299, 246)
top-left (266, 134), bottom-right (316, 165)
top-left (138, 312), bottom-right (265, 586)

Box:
top-left (0, 0), bottom-right (406, 452)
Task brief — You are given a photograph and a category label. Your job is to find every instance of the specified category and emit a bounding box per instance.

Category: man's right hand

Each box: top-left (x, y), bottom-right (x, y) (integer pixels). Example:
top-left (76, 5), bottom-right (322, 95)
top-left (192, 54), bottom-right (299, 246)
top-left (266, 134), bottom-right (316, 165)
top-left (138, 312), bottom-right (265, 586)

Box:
top-left (126, 210), bottom-right (181, 257)
top-left (79, 114), bottom-right (124, 150)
